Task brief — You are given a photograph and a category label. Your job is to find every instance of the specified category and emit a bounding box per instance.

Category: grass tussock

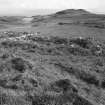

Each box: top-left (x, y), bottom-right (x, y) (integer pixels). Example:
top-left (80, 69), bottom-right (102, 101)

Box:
top-left (54, 62), bottom-right (100, 87)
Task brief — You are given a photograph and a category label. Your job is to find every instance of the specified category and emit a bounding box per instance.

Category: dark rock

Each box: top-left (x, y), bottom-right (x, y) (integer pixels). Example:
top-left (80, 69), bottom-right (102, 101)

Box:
top-left (52, 79), bottom-right (78, 93)
top-left (11, 57), bottom-right (26, 72)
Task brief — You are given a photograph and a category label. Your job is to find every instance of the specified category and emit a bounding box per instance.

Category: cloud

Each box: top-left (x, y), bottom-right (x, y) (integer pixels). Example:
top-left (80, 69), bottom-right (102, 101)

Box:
top-left (0, 0), bottom-right (104, 14)
top-left (15, 0), bottom-right (101, 9)
top-left (0, 0), bottom-right (102, 9)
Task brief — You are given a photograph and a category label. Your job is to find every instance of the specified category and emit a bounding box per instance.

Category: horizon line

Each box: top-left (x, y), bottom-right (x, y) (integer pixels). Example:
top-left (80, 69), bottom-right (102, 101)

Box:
top-left (0, 8), bottom-right (104, 16)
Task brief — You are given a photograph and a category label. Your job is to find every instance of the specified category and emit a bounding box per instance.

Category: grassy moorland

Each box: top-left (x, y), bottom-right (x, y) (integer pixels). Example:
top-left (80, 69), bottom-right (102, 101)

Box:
top-left (0, 9), bottom-right (105, 105)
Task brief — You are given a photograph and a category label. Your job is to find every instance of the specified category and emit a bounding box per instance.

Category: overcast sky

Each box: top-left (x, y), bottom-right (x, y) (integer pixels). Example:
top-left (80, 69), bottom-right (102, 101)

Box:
top-left (0, 0), bottom-right (104, 15)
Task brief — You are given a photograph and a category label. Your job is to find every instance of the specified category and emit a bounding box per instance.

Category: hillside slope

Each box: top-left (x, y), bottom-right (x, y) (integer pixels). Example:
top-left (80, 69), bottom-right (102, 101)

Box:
top-left (0, 9), bottom-right (105, 105)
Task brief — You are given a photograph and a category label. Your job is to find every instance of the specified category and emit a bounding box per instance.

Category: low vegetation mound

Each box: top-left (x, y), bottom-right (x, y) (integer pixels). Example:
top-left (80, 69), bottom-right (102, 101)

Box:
top-left (11, 57), bottom-right (28, 73)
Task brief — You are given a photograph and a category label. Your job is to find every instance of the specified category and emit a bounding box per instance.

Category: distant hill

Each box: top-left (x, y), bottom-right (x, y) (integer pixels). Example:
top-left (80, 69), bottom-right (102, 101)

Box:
top-left (55, 9), bottom-right (91, 15)
top-left (31, 9), bottom-right (105, 29)
top-left (0, 16), bottom-right (30, 29)
top-left (0, 16), bottom-right (25, 25)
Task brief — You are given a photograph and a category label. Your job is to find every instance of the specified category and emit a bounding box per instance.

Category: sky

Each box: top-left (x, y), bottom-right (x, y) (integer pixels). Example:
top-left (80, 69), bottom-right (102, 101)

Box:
top-left (0, 0), bottom-right (105, 15)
